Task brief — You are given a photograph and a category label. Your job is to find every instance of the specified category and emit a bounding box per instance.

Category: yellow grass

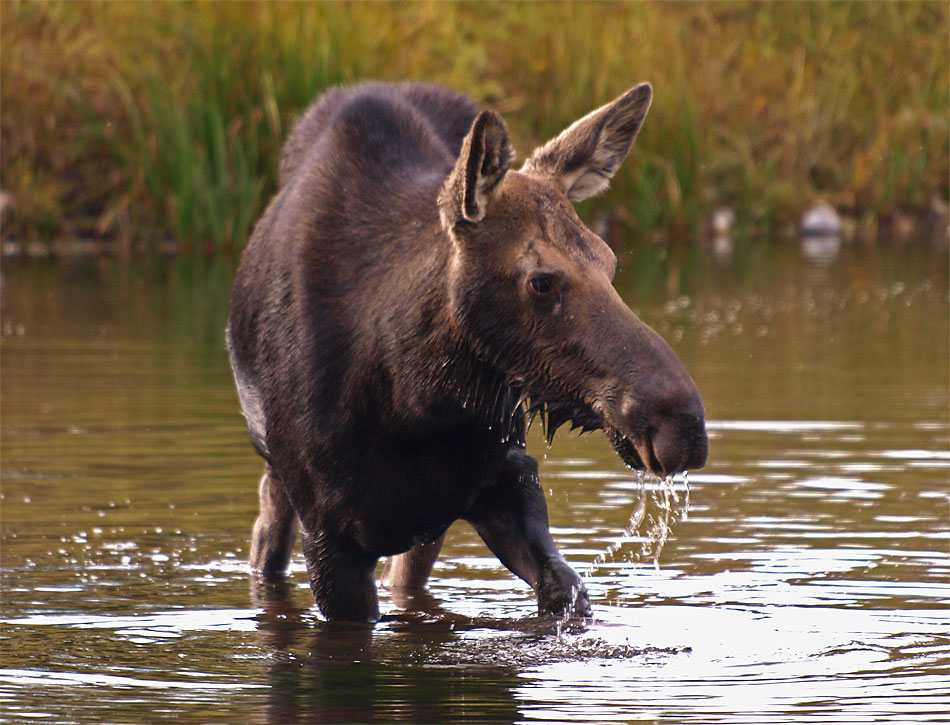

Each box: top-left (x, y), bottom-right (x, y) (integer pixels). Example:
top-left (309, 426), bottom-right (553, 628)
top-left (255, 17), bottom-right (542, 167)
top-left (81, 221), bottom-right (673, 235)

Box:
top-left (1, 1), bottom-right (947, 250)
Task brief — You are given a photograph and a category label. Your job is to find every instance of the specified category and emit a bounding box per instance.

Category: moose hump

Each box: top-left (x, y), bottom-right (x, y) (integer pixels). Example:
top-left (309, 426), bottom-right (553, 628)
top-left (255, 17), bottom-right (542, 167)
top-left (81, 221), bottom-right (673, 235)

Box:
top-left (227, 81), bottom-right (707, 622)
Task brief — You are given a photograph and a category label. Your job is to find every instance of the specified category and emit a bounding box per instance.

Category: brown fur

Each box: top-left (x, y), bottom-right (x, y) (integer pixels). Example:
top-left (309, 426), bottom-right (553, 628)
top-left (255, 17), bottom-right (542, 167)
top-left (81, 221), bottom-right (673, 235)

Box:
top-left (227, 81), bottom-right (707, 622)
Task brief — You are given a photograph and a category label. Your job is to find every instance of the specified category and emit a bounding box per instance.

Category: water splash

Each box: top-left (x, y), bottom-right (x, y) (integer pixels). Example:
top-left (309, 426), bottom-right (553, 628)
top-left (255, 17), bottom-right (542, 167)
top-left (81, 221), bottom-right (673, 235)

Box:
top-left (584, 471), bottom-right (691, 578)
top-left (554, 584), bottom-right (586, 640)
top-left (554, 587), bottom-right (572, 639)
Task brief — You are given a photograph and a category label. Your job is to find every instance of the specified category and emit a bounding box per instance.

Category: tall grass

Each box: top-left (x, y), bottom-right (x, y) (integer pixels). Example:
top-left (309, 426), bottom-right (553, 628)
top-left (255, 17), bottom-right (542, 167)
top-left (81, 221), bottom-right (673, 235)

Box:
top-left (1, 1), bottom-right (947, 252)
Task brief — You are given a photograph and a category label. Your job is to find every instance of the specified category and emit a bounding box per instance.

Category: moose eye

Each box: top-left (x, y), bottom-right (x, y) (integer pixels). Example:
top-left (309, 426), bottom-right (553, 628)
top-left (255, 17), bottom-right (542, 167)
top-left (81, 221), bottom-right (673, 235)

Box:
top-left (528, 276), bottom-right (555, 296)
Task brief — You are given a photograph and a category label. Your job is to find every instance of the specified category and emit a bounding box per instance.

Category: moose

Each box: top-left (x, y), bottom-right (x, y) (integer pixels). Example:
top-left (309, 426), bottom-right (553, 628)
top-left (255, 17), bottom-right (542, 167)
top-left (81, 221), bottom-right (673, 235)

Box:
top-left (227, 81), bottom-right (707, 622)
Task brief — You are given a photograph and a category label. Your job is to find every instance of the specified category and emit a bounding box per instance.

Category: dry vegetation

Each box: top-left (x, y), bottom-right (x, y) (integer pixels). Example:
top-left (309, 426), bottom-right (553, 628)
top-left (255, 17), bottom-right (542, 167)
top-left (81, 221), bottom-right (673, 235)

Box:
top-left (1, 1), bottom-right (947, 252)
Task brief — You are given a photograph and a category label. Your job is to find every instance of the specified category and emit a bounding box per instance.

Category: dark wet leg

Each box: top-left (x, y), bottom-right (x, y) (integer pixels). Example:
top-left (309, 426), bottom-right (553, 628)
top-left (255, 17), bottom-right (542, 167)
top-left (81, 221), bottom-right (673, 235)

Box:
top-left (250, 466), bottom-right (300, 577)
top-left (465, 448), bottom-right (591, 617)
top-left (302, 528), bottom-right (380, 622)
top-left (380, 534), bottom-right (446, 590)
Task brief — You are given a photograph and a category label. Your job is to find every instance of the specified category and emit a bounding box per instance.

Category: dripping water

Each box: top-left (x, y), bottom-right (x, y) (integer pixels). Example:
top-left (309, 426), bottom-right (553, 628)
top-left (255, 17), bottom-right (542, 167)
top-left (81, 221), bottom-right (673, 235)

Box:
top-left (552, 472), bottom-right (690, 638)
top-left (682, 470), bottom-right (690, 521)
top-left (649, 474), bottom-right (675, 570)
top-left (584, 470), bottom-right (691, 578)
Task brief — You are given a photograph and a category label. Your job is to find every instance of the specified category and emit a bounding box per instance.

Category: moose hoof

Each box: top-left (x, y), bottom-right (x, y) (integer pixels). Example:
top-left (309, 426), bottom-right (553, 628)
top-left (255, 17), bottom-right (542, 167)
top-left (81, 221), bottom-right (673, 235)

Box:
top-left (537, 557), bottom-right (592, 618)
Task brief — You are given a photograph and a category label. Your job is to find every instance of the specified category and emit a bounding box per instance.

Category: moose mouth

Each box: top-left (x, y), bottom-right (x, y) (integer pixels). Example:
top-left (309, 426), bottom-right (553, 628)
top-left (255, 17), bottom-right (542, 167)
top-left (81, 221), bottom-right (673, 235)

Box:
top-left (607, 428), bottom-right (650, 473)
top-left (609, 415), bottom-right (709, 477)
top-left (525, 392), bottom-right (691, 476)
top-left (527, 395), bottom-right (654, 474)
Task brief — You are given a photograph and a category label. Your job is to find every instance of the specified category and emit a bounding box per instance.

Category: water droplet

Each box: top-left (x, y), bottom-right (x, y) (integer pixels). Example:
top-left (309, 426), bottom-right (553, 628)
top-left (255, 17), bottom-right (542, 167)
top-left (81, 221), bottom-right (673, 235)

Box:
top-left (682, 471), bottom-right (690, 520)
top-left (584, 468), bottom-right (691, 577)
top-left (553, 584), bottom-right (580, 640)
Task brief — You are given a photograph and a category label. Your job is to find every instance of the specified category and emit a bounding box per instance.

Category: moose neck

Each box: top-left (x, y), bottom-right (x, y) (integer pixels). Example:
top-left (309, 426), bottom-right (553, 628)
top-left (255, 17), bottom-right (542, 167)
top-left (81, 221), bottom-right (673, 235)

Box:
top-left (377, 214), bottom-right (526, 443)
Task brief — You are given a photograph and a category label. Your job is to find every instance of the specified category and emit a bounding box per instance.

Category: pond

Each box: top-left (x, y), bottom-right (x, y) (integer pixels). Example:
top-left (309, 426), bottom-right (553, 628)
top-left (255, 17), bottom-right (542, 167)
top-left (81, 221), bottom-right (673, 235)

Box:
top-left (1, 238), bottom-right (947, 723)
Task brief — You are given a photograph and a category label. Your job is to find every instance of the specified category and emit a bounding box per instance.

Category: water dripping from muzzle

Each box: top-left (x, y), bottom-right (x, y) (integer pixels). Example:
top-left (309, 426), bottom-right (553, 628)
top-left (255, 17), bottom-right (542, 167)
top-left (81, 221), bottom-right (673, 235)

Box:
top-left (681, 470), bottom-right (690, 521)
top-left (552, 472), bottom-right (690, 639)
top-left (583, 470), bottom-right (691, 580)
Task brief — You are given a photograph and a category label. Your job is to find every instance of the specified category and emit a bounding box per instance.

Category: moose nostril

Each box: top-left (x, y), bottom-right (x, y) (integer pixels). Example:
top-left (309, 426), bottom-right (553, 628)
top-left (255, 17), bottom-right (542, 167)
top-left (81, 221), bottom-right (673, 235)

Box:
top-left (621, 386), bottom-right (708, 475)
top-left (650, 412), bottom-right (708, 476)
top-left (650, 424), bottom-right (684, 476)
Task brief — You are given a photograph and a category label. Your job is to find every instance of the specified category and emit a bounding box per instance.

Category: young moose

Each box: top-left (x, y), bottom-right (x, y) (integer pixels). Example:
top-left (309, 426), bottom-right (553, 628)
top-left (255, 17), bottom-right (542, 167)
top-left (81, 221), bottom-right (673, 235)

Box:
top-left (227, 82), bottom-right (708, 622)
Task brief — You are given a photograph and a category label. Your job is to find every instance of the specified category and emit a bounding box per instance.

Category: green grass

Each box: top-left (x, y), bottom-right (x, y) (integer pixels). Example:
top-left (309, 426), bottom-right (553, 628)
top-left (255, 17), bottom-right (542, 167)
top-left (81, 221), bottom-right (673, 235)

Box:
top-left (1, 1), bottom-right (947, 253)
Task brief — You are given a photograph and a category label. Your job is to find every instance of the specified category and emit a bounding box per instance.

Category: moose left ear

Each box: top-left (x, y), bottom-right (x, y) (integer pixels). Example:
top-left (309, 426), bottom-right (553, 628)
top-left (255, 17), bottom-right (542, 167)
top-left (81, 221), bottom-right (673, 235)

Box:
top-left (521, 82), bottom-right (652, 202)
top-left (439, 110), bottom-right (514, 229)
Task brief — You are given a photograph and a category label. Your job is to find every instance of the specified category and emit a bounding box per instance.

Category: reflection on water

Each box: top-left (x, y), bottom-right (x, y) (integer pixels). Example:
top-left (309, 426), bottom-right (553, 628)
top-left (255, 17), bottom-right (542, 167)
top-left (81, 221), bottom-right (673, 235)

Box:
top-left (1, 241), bottom-right (948, 723)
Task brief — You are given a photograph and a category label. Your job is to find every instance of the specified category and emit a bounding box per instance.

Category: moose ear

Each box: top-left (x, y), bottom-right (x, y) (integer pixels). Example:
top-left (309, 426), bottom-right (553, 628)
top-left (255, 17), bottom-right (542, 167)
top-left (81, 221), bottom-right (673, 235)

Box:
top-left (439, 110), bottom-right (514, 229)
top-left (521, 82), bottom-right (652, 202)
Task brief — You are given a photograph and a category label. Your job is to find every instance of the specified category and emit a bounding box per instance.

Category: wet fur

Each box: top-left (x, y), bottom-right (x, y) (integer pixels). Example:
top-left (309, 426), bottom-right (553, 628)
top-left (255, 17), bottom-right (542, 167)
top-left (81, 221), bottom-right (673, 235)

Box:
top-left (228, 81), bottom-right (706, 622)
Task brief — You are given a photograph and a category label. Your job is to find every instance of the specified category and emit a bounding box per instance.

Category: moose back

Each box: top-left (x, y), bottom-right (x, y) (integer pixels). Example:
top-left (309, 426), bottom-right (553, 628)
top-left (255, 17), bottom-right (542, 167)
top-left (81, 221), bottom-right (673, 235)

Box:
top-left (227, 81), bottom-right (708, 622)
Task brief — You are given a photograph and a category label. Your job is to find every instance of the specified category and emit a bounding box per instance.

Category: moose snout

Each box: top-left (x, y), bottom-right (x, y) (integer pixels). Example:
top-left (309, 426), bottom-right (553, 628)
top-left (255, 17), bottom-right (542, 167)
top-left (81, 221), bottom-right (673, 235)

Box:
top-left (650, 406), bottom-right (708, 476)
top-left (623, 388), bottom-right (708, 477)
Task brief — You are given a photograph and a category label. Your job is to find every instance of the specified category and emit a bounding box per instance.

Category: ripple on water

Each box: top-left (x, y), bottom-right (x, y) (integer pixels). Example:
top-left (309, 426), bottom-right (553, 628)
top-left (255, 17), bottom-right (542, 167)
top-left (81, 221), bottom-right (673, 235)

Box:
top-left (1, 247), bottom-right (947, 724)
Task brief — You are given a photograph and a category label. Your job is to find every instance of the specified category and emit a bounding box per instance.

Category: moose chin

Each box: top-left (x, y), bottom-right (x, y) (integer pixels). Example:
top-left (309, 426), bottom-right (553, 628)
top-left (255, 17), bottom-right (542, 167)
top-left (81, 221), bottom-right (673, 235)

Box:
top-left (227, 81), bottom-right (708, 623)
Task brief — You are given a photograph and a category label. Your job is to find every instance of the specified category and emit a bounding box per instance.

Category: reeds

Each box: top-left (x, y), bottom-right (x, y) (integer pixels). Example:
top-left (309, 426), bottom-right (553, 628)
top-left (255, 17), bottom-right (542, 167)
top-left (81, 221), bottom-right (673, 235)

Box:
top-left (2, 1), bottom-right (947, 252)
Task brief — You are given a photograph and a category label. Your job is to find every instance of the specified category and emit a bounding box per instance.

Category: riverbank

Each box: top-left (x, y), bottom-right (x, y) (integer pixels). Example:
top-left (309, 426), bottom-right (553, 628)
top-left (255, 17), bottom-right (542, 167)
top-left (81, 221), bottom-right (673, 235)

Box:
top-left (2, 1), bottom-right (947, 254)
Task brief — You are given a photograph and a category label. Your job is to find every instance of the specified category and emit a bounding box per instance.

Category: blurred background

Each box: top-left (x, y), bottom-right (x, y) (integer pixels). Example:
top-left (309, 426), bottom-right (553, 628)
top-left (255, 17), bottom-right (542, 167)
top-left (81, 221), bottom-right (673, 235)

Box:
top-left (1, 0), bottom-right (947, 255)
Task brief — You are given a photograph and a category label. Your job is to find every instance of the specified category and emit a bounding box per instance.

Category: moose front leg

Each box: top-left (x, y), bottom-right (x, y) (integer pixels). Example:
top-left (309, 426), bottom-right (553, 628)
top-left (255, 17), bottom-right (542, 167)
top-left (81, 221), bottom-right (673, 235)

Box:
top-left (301, 528), bottom-right (381, 622)
top-left (465, 448), bottom-right (591, 618)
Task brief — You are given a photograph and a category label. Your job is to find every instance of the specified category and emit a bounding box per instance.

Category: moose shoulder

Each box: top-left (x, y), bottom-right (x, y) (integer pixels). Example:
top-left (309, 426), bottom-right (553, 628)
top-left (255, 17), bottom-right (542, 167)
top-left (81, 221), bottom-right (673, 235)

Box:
top-left (227, 81), bottom-right (708, 623)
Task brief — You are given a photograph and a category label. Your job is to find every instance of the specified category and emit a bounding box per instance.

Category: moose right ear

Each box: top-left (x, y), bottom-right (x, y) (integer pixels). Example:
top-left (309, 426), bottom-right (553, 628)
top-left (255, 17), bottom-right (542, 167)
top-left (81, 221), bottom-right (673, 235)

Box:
top-left (521, 83), bottom-right (652, 202)
top-left (439, 110), bottom-right (514, 230)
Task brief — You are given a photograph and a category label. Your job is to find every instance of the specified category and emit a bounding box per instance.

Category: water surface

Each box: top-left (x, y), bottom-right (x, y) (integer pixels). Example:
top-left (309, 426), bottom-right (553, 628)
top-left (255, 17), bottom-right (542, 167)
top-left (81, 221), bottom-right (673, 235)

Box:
top-left (1, 240), bottom-right (947, 723)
